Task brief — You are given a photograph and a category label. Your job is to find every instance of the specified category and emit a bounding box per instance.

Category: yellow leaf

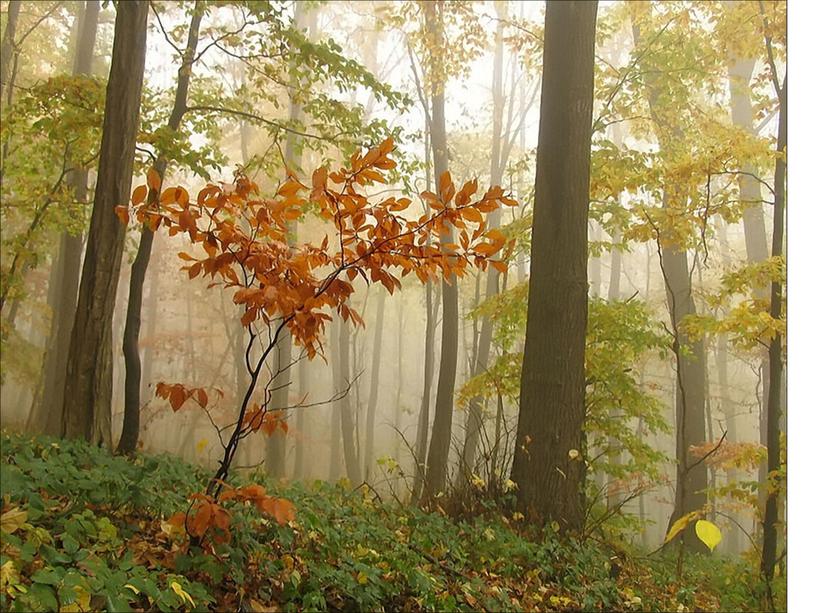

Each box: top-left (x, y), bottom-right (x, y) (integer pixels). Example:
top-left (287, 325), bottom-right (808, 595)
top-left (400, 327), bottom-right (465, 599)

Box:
top-left (124, 584), bottom-right (140, 594)
top-left (665, 511), bottom-right (699, 543)
top-left (1, 560), bottom-right (19, 590)
top-left (0, 507), bottom-right (27, 534)
top-left (695, 519), bottom-right (722, 552)
top-left (170, 581), bottom-right (195, 607)
top-left (356, 571), bottom-right (368, 585)
top-left (195, 438), bottom-right (209, 454)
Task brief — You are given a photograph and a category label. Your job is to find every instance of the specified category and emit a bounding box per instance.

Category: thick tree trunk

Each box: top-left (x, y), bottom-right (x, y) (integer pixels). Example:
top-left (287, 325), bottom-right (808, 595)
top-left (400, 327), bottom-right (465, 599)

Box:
top-left (62, 0), bottom-right (148, 447)
top-left (119, 3), bottom-right (203, 454)
top-left (29, 1), bottom-right (99, 436)
top-left (761, 72), bottom-right (786, 592)
top-left (364, 288), bottom-right (385, 479)
top-left (510, 0), bottom-right (597, 531)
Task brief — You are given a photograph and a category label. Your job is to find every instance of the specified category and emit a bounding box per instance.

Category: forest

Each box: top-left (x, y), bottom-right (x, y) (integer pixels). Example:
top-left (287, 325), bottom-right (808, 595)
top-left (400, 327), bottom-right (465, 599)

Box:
top-left (0, 0), bottom-right (791, 612)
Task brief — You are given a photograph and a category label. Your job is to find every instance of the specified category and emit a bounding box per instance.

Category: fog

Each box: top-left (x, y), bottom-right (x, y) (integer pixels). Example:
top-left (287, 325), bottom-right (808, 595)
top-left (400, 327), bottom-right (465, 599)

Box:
top-left (1, 0), bottom-right (785, 567)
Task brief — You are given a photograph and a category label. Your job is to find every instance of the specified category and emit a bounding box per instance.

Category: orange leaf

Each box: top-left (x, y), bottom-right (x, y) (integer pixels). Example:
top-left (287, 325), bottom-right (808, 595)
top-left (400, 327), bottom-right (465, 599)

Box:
top-left (147, 167), bottom-right (162, 191)
top-left (131, 185), bottom-right (148, 205)
top-left (439, 171), bottom-right (455, 204)
top-left (169, 386), bottom-right (187, 411)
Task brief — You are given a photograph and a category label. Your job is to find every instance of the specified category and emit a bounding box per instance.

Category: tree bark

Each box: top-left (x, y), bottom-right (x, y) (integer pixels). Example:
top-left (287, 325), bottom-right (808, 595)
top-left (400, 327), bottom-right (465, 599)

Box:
top-left (725, 46), bottom-right (771, 491)
top-left (761, 72), bottom-right (786, 592)
top-left (422, 0), bottom-right (458, 500)
top-left (364, 287), bottom-right (385, 479)
top-left (631, 10), bottom-right (709, 550)
top-left (62, 0), bottom-right (149, 447)
top-left (510, 0), bottom-right (596, 531)
top-left (0, 0), bottom-right (20, 103)
top-left (459, 1), bottom-right (506, 484)
top-left (118, 2), bottom-right (203, 454)
top-left (338, 315), bottom-right (362, 484)
top-left (30, 0), bottom-right (99, 436)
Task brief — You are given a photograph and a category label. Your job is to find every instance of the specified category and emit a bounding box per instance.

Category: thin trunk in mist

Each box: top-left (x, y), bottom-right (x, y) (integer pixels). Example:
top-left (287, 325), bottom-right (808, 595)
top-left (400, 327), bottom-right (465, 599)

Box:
top-left (62, 0), bottom-right (148, 447)
top-left (265, 2), bottom-right (315, 478)
top-left (725, 37), bottom-right (771, 490)
top-left (0, 0), bottom-right (19, 103)
top-left (510, 0), bottom-right (597, 531)
top-left (338, 315), bottom-right (362, 485)
top-left (422, 0), bottom-right (458, 501)
top-left (29, 0), bottom-right (99, 437)
top-left (459, 1), bottom-right (506, 484)
top-left (293, 357), bottom-right (308, 479)
top-left (761, 71), bottom-right (786, 593)
top-left (140, 235), bottom-right (162, 402)
top-left (119, 3), bottom-right (203, 454)
top-left (364, 288), bottom-right (386, 479)
top-left (393, 296), bottom-right (405, 462)
top-left (631, 13), bottom-right (708, 550)
top-left (410, 117), bottom-right (438, 503)
top-left (329, 317), bottom-right (343, 482)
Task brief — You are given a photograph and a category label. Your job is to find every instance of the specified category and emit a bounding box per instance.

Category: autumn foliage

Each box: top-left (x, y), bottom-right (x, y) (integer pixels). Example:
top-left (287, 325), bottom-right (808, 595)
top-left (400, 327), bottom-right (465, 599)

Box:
top-left (116, 136), bottom-right (516, 543)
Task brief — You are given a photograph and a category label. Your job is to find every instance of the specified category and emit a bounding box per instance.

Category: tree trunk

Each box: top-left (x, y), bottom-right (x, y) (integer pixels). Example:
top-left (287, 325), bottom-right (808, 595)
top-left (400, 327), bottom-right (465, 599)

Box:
top-left (459, 2), bottom-right (505, 484)
top-left (0, 0), bottom-right (20, 103)
top-left (338, 315), bottom-right (362, 484)
top-left (62, 0), bottom-right (149, 447)
top-left (726, 46), bottom-right (771, 492)
top-left (265, 2), bottom-right (314, 478)
top-left (422, 0), bottom-right (458, 500)
top-left (510, 0), bottom-right (597, 532)
top-left (410, 117), bottom-right (438, 503)
top-left (140, 234), bottom-right (162, 402)
top-left (119, 2), bottom-right (203, 454)
top-left (761, 72), bottom-right (786, 593)
top-left (364, 287), bottom-right (385, 479)
top-left (30, 1), bottom-right (99, 436)
top-left (631, 10), bottom-right (708, 550)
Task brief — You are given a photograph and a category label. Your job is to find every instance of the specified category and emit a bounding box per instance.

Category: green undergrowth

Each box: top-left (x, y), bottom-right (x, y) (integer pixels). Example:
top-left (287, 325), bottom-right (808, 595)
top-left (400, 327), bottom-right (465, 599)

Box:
top-left (0, 431), bottom-right (770, 611)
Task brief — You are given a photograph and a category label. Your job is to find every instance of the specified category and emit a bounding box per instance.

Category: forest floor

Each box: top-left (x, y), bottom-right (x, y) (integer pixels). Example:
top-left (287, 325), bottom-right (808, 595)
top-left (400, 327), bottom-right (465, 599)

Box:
top-left (0, 431), bottom-right (776, 612)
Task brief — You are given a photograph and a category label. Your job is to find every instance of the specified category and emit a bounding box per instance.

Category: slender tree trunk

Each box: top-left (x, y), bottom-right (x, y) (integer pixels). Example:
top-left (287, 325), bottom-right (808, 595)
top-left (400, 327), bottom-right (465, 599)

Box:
top-left (338, 315), bottom-right (362, 484)
top-left (329, 316), bottom-right (343, 481)
top-left (410, 119), bottom-right (438, 503)
top-left (265, 2), bottom-right (314, 477)
top-left (293, 356), bottom-right (308, 479)
top-left (726, 46), bottom-right (771, 492)
top-left (119, 3), bottom-right (203, 454)
top-left (62, 0), bottom-right (149, 447)
top-left (29, 1), bottom-right (99, 436)
top-left (364, 288), bottom-right (385, 479)
top-left (0, 0), bottom-right (20, 103)
top-left (761, 72), bottom-right (786, 593)
top-left (393, 296), bottom-right (404, 462)
top-left (423, 0), bottom-right (459, 500)
top-left (631, 11), bottom-right (708, 550)
top-left (459, 2), bottom-right (505, 483)
top-left (510, 0), bottom-right (597, 531)
top-left (140, 234), bottom-right (161, 402)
